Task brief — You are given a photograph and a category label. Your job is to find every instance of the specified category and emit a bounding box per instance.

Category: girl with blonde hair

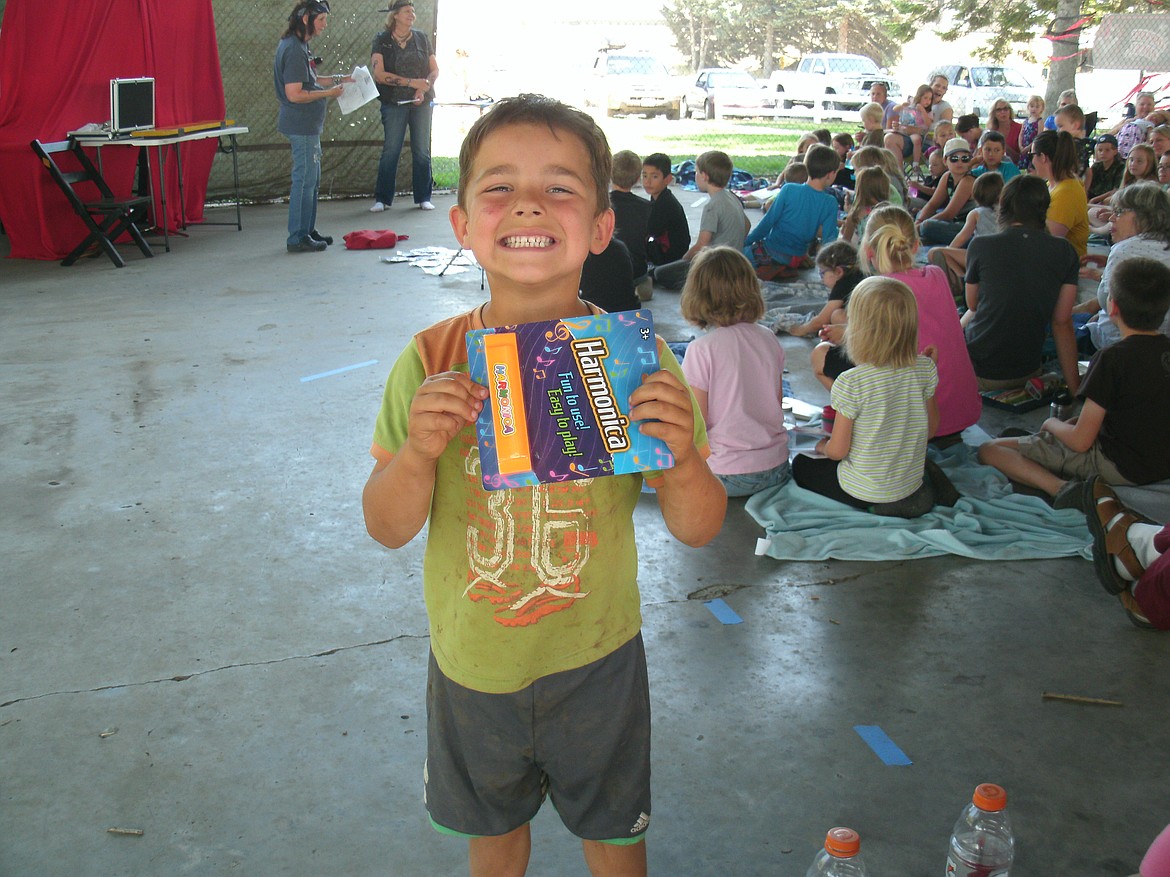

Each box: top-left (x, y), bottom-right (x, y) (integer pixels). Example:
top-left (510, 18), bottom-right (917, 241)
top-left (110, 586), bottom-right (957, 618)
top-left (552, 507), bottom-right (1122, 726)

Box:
top-left (792, 277), bottom-right (955, 516)
top-left (860, 205), bottom-right (980, 441)
top-left (679, 247), bottom-right (791, 496)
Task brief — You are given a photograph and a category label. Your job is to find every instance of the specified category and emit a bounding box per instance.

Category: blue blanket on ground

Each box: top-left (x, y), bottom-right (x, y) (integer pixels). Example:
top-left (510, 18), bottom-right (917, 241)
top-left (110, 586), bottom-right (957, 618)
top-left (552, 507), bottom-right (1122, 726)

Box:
top-left (745, 444), bottom-right (1093, 562)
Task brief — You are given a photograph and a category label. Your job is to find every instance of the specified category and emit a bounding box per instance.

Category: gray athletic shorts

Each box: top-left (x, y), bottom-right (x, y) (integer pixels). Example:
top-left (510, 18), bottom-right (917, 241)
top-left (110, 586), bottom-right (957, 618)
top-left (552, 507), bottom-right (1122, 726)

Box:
top-left (424, 632), bottom-right (651, 844)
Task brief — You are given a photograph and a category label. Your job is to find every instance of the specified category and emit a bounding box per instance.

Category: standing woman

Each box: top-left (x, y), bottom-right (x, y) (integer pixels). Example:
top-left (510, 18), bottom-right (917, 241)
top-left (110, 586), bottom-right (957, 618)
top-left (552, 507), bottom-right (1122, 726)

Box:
top-left (370, 0), bottom-right (438, 212)
top-left (274, 1), bottom-right (345, 253)
top-left (1030, 129), bottom-right (1089, 258)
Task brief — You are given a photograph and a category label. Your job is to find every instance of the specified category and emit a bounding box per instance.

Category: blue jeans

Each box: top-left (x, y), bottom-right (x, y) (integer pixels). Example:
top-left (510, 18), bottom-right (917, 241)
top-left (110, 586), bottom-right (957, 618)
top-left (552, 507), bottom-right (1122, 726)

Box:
top-left (920, 218), bottom-right (964, 246)
top-left (287, 134), bottom-right (321, 246)
top-left (716, 461), bottom-right (792, 498)
top-left (375, 101), bottom-right (433, 205)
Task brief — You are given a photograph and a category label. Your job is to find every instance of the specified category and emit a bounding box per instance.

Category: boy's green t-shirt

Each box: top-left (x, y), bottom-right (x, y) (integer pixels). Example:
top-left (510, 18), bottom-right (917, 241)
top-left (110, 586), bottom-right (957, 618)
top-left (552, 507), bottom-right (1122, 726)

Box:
top-left (371, 308), bottom-right (707, 694)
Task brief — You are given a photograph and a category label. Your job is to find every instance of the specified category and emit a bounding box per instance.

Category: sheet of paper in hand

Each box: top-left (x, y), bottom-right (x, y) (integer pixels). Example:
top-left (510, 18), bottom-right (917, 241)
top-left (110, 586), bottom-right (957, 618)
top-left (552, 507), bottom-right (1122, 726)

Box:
top-left (466, 310), bottom-right (674, 490)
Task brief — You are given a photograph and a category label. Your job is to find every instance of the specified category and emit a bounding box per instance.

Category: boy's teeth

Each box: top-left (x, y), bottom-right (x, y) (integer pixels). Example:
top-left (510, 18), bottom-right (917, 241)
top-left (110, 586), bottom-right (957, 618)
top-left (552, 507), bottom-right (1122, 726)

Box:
top-left (504, 235), bottom-right (552, 248)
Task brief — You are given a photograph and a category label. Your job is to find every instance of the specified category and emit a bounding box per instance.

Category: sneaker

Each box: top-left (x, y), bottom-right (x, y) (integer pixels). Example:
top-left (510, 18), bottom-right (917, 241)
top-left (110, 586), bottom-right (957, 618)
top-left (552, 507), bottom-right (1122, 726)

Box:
top-left (287, 236), bottom-right (327, 253)
top-left (1051, 478), bottom-right (1085, 511)
top-left (308, 229), bottom-right (333, 246)
top-left (419, 201), bottom-right (435, 210)
top-left (369, 201), bottom-right (386, 213)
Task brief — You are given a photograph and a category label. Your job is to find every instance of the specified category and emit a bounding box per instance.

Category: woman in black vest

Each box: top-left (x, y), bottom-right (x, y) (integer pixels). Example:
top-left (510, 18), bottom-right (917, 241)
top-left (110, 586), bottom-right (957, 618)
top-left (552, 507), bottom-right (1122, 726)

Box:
top-left (370, 0), bottom-right (439, 212)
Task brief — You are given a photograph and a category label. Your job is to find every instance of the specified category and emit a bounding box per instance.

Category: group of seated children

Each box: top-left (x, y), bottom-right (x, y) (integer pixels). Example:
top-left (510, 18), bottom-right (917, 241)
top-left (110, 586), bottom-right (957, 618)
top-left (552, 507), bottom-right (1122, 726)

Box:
top-left (602, 90), bottom-right (1170, 629)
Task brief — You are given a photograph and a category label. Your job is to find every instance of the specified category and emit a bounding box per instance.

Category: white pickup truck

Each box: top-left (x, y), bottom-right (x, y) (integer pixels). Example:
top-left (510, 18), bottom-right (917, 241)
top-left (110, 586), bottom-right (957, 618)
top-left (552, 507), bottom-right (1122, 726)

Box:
top-left (768, 53), bottom-right (895, 116)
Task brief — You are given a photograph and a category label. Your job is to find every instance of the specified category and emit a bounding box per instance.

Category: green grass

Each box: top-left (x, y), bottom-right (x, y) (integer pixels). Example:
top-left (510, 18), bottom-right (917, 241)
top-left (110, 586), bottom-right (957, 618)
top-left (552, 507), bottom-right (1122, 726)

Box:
top-left (429, 115), bottom-right (825, 189)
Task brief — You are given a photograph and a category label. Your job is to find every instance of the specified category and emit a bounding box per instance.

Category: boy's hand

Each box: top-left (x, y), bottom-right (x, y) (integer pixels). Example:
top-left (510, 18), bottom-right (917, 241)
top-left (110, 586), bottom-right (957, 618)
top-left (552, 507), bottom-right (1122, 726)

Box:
top-left (404, 371), bottom-right (488, 463)
top-left (629, 370), bottom-right (700, 464)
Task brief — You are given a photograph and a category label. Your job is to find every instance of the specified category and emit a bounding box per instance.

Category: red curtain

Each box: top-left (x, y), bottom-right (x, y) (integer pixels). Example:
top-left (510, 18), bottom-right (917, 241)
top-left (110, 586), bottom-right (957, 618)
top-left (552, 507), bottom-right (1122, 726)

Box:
top-left (0, 0), bottom-right (226, 260)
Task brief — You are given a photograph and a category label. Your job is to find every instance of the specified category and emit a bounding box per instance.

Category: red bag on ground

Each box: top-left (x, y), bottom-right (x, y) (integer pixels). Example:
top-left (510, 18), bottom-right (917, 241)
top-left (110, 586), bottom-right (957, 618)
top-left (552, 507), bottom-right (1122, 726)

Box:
top-left (343, 229), bottom-right (409, 249)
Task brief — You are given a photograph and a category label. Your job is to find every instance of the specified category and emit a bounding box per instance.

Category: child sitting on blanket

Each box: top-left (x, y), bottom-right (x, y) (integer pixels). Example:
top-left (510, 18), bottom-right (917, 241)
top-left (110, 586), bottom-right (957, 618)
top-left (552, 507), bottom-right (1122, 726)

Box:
top-left (792, 276), bottom-right (958, 517)
top-left (978, 257), bottom-right (1170, 504)
top-left (784, 240), bottom-right (864, 339)
top-left (860, 205), bottom-right (981, 443)
top-left (680, 247), bottom-right (791, 497)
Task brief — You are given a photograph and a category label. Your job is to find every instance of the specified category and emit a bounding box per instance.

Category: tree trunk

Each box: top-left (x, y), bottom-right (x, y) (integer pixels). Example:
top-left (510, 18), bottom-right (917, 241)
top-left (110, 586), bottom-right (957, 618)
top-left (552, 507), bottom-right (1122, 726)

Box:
top-left (763, 21), bottom-right (775, 76)
top-left (839, 18), bottom-right (848, 53)
top-left (1045, 0), bottom-right (1083, 110)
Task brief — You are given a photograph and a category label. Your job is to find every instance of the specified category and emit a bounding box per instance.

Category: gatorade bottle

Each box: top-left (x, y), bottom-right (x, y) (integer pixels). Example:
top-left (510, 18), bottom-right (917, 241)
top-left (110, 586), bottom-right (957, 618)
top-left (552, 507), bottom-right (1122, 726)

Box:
top-left (806, 827), bottom-right (870, 877)
top-left (946, 783), bottom-right (1014, 877)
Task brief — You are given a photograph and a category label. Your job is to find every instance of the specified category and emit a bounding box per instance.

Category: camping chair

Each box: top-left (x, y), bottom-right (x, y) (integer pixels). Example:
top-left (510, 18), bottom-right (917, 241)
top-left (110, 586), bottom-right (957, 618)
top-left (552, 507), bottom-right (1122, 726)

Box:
top-left (31, 139), bottom-right (154, 268)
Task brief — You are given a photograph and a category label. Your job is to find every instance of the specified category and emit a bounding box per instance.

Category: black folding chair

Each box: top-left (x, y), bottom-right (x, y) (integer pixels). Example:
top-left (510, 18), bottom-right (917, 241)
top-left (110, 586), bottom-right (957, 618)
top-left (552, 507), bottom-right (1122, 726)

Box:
top-left (31, 139), bottom-right (154, 268)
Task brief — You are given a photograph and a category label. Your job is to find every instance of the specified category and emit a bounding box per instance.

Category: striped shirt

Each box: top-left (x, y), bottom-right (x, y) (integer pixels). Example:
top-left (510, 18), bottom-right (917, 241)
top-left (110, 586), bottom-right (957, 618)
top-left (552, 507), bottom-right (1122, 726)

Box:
top-left (831, 357), bottom-right (938, 503)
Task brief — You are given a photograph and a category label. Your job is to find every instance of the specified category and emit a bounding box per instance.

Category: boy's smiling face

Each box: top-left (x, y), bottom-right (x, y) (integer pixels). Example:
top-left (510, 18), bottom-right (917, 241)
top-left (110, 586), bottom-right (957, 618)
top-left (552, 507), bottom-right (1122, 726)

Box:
top-left (641, 166), bottom-right (670, 198)
top-left (449, 122), bottom-right (613, 293)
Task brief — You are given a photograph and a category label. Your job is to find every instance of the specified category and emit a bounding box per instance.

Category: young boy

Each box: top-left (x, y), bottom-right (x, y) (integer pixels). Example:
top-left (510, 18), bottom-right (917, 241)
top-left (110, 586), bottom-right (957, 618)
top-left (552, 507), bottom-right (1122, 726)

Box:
top-left (651, 150), bottom-right (749, 290)
top-left (978, 257), bottom-right (1170, 504)
top-left (1054, 104), bottom-right (1092, 175)
top-left (1085, 133), bottom-right (1124, 204)
top-left (971, 130), bottom-right (1021, 180)
top-left (610, 149), bottom-right (653, 299)
top-left (744, 143), bottom-right (839, 280)
top-left (362, 94), bottom-right (726, 877)
top-left (642, 152), bottom-right (691, 268)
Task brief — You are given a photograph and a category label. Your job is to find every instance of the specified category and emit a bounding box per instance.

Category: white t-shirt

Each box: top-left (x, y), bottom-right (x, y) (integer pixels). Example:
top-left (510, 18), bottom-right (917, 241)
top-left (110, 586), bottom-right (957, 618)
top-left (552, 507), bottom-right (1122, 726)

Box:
top-left (681, 322), bottom-right (788, 475)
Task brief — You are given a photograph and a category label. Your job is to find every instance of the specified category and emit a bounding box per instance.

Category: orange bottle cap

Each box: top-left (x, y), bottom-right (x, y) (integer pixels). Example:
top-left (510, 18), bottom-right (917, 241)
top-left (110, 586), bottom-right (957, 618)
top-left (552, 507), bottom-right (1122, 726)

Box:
top-left (972, 783), bottom-right (1007, 811)
top-left (825, 827), bottom-right (861, 857)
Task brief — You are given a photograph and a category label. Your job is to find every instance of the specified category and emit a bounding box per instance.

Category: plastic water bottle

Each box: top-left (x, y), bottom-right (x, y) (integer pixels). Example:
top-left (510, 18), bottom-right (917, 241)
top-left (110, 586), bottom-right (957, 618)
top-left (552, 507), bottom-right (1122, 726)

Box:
top-left (946, 783), bottom-right (1014, 877)
top-left (807, 827), bottom-right (870, 877)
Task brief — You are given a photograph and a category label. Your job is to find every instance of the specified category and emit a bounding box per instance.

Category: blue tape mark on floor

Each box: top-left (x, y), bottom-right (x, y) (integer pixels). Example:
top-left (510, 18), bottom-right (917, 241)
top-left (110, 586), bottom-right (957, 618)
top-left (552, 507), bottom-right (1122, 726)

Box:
top-left (854, 725), bottom-right (913, 765)
top-left (301, 360), bottom-right (379, 383)
top-left (704, 598), bottom-right (743, 625)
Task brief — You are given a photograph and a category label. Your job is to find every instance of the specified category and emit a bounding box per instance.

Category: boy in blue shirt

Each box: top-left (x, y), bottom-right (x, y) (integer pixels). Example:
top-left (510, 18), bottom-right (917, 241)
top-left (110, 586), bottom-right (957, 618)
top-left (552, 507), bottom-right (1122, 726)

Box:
top-left (744, 144), bottom-right (839, 281)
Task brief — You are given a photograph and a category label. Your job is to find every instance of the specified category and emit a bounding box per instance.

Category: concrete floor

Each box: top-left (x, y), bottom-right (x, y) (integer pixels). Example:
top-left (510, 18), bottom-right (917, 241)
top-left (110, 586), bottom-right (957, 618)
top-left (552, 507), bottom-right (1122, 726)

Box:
top-left (1, 192), bottom-right (1168, 877)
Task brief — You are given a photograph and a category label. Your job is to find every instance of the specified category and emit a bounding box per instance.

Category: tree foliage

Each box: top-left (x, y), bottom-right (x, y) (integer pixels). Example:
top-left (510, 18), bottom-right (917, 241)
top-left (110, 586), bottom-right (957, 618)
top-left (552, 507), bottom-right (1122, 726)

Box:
top-left (661, 0), bottom-right (903, 75)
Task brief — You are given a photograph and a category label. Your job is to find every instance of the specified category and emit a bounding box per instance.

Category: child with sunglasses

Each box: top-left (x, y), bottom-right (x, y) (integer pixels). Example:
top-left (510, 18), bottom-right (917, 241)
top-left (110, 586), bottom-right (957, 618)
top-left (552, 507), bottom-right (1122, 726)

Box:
top-left (916, 138), bottom-right (977, 247)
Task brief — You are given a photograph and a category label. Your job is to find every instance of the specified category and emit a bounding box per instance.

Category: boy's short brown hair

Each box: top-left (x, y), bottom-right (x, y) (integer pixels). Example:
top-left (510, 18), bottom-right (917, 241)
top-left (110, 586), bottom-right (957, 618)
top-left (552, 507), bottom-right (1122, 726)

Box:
top-left (612, 149), bottom-right (642, 189)
top-left (695, 150), bottom-right (733, 188)
top-left (782, 162), bottom-right (809, 184)
top-left (1055, 103), bottom-right (1085, 128)
top-left (457, 94), bottom-right (611, 215)
top-left (972, 172), bottom-right (1004, 208)
top-left (1111, 257), bottom-right (1170, 331)
top-left (804, 143), bottom-right (840, 180)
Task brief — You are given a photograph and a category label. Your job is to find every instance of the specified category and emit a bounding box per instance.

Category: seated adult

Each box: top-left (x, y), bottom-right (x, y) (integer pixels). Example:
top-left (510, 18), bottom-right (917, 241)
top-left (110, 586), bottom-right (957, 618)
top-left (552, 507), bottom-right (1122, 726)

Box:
top-left (1079, 182), bottom-right (1170, 350)
top-left (1030, 129), bottom-right (1090, 258)
top-left (962, 175), bottom-right (1080, 391)
top-left (985, 99), bottom-right (1023, 163)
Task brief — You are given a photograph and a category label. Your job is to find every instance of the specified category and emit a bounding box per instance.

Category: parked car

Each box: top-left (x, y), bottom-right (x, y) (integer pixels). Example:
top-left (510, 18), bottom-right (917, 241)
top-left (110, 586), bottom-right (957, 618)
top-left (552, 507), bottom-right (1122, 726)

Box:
top-left (769, 53), bottom-right (895, 115)
top-left (584, 49), bottom-right (682, 119)
top-left (682, 68), bottom-right (777, 119)
top-left (930, 64), bottom-right (1035, 118)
